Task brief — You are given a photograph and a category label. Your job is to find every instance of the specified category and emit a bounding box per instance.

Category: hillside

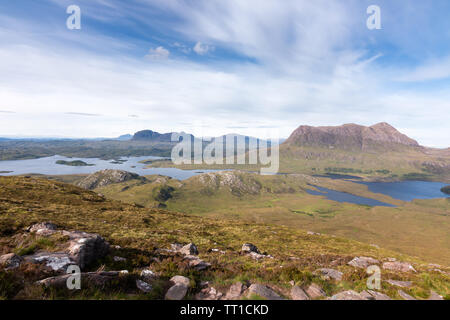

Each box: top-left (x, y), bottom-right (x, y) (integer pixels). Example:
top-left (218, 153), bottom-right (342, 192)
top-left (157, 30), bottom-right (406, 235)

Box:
top-left (1, 176), bottom-right (448, 300)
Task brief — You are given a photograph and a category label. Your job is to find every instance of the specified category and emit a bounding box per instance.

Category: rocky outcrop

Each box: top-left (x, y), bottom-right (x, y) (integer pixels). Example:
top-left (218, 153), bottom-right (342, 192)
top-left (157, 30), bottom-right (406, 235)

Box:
top-left (76, 170), bottom-right (144, 190)
top-left (305, 284), bottom-right (327, 299)
top-left (348, 256), bottom-right (380, 268)
top-left (247, 284), bottom-right (285, 300)
top-left (386, 279), bottom-right (412, 288)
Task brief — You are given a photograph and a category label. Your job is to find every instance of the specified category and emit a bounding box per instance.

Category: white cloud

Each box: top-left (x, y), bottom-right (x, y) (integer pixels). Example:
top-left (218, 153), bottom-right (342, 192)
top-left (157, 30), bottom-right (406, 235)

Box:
top-left (145, 46), bottom-right (170, 60)
top-left (193, 41), bottom-right (214, 55)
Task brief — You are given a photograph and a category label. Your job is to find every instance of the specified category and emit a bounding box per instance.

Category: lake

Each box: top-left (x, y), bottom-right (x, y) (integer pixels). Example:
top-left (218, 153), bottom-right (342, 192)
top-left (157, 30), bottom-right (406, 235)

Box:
top-left (306, 186), bottom-right (395, 207)
top-left (0, 155), bottom-right (223, 180)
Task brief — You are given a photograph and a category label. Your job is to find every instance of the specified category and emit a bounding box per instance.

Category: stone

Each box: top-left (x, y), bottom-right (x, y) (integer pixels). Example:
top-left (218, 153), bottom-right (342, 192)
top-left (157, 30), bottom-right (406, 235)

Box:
top-left (37, 271), bottom-right (121, 288)
top-left (170, 243), bottom-right (184, 252)
top-left (314, 268), bottom-right (343, 281)
top-left (24, 252), bottom-right (74, 272)
top-left (113, 256), bottom-right (127, 262)
top-left (247, 284), bottom-right (285, 300)
top-left (329, 290), bottom-right (365, 300)
top-left (428, 290), bottom-right (443, 301)
top-left (291, 286), bottom-right (310, 300)
top-left (170, 275), bottom-right (191, 287)
top-left (386, 279), bottom-right (412, 288)
top-left (140, 269), bottom-right (157, 280)
top-left (225, 282), bottom-right (246, 300)
top-left (64, 230), bottom-right (110, 269)
top-left (179, 243), bottom-right (199, 256)
top-left (183, 255), bottom-right (211, 271)
top-left (195, 287), bottom-right (223, 300)
top-left (136, 280), bottom-right (152, 293)
top-left (383, 261), bottom-right (416, 273)
top-left (348, 256), bottom-right (380, 268)
top-left (360, 290), bottom-right (391, 300)
top-left (241, 243), bottom-right (260, 254)
top-left (398, 290), bottom-right (416, 300)
top-left (28, 222), bottom-right (57, 235)
top-left (165, 284), bottom-right (188, 300)
top-left (307, 231), bottom-right (321, 236)
top-left (305, 283), bottom-right (327, 299)
top-left (0, 253), bottom-right (23, 270)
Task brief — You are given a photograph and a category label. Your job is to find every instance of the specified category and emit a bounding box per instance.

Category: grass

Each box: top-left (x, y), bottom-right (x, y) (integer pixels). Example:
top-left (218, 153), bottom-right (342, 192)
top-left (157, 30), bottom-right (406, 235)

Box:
top-left (1, 175), bottom-right (448, 300)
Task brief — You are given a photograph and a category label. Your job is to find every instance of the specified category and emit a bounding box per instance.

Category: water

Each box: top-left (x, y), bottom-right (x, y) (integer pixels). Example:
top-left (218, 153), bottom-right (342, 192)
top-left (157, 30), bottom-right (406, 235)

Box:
top-left (306, 186), bottom-right (395, 207)
top-left (0, 155), bottom-right (223, 180)
top-left (355, 180), bottom-right (449, 201)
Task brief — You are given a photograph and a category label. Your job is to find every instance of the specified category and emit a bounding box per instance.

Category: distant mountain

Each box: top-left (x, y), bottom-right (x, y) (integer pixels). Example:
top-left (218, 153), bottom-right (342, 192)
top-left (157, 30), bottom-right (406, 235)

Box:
top-left (132, 130), bottom-right (194, 142)
top-left (115, 134), bottom-right (133, 141)
top-left (284, 122), bottom-right (419, 151)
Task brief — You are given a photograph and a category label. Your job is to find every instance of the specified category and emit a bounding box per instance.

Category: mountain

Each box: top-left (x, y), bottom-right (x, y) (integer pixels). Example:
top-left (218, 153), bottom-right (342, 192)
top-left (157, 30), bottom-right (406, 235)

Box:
top-left (115, 134), bottom-right (132, 141)
top-left (284, 122), bottom-right (419, 151)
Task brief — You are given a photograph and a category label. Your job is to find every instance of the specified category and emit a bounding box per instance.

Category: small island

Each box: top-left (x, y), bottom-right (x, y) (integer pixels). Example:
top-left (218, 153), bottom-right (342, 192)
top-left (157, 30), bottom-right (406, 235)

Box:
top-left (441, 185), bottom-right (450, 195)
top-left (55, 160), bottom-right (94, 167)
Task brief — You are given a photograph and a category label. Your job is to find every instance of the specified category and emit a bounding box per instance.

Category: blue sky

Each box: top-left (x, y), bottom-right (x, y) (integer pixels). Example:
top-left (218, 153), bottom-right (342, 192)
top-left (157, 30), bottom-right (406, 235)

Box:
top-left (0, 0), bottom-right (449, 147)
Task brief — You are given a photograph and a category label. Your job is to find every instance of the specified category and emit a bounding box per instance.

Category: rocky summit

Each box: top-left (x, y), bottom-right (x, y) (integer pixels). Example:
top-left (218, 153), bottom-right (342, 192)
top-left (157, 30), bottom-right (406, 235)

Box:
top-left (76, 169), bottom-right (144, 190)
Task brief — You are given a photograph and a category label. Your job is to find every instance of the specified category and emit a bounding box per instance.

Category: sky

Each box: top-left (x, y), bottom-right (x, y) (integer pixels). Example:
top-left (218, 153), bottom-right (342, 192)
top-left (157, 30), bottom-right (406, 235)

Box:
top-left (0, 0), bottom-right (449, 147)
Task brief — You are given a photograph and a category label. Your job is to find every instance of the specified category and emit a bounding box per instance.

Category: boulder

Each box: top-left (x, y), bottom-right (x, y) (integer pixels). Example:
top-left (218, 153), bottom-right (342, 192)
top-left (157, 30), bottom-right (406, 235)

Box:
top-left (165, 284), bottom-right (188, 300)
top-left (383, 261), bottom-right (416, 273)
top-left (140, 269), bottom-right (157, 280)
top-left (428, 290), bottom-right (444, 301)
top-left (360, 290), bottom-right (391, 300)
top-left (348, 256), bottom-right (380, 268)
top-left (225, 282), bottom-right (246, 300)
top-left (136, 280), bottom-right (152, 293)
top-left (330, 290), bottom-right (365, 300)
top-left (37, 271), bottom-right (121, 288)
top-left (291, 286), bottom-right (310, 300)
top-left (305, 283), bottom-right (327, 299)
top-left (314, 268), bottom-right (343, 281)
top-left (28, 222), bottom-right (57, 236)
top-left (24, 252), bottom-right (74, 272)
top-left (179, 243), bottom-right (199, 256)
top-left (195, 287), bottom-right (223, 300)
top-left (247, 284), bottom-right (285, 300)
top-left (0, 253), bottom-right (23, 270)
top-left (386, 279), bottom-right (412, 288)
top-left (183, 255), bottom-right (211, 271)
top-left (170, 275), bottom-right (191, 287)
top-left (241, 243), bottom-right (260, 254)
top-left (64, 230), bottom-right (110, 269)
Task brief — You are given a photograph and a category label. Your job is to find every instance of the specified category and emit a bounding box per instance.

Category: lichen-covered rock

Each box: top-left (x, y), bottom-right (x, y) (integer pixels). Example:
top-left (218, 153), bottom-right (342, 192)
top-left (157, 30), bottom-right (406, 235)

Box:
top-left (305, 283), bottom-right (327, 299)
top-left (28, 222), bottom-right (57, 235)
top-left (170, 275), bottom-right (191, 287)
top-left (225, 282), bottom-right (246, 300)
top-left (348, 256), bottom-right (380, 268)
top-left (247, 284), bottom-right (284, 300)
top-left (136, 280), bottom-right (152, 293)
top-left (291, 286), bottom-right (310, 300)
top-left (329, 290), bottom-right (365, 300)
top-left (241, 243), bottom-right (260, 254)
top-left (65, 230), bottom-right (110, 269)
top-left (165, 284), bottom-right (188, 300)
top-left (314, 268), bottom-right (343, 281)
top-left (195, 287), bottom-right (223, 300)
top-left (37, 271), bottom-right (121, 288)
top-left (0, 253), bottom-right (23, 270)
top-left (183, 255), bottom-right (211, 271)
top-left (383, 261), bottom-right (416, 273)
top-left (24, 252), bottom-right (74, 272)
top-left (179, 243), bottom-right (199, 256)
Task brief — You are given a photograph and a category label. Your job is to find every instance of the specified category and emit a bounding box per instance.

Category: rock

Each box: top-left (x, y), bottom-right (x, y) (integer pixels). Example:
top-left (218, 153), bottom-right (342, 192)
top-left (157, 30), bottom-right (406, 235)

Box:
top-left (183, 255), bottom-right (211, 271)
top-left (360, 290), bottom-right (392, 300)
top-left (28, 222), bottom-right (57, 235)
top-left (383, 261), bottom-right (416, 273)
top-left (241, 243), bottom-right (260, 254)
top-left (314, 268), bottom-right (343, 281)
top-left (428, 290), bottom-right (443, 301)
top-left (330, 290), bottom-right (365, 300)
top-left (225, 282), bottom-right (246, 300)
top-left (291, 286), bottom-right (310, 300)
top-left (179, 243), bottom-right (199, 256)
top-left (140, 269), bottom-right (157, 280)
top-left (170, 243), bottom-right (184, 252)
top-left (165, 284), bottom-right (188, 300)
top-left (247, 284), bottom-right (284, 300)
top-left (305, 283), bottom-right (327, 299)
top-left (76, 170), bottom-right (143, 190)
top-left (386, 279), bottom-right (412, 288)
top-left (289, 280), bottom-right (295, 286)
top-left (136, 280), bottom-right (152, 293)
top-left (0, 253), bottom-right (23, 270)
top-left (398, 290), bottom-right (416, 300)
top-left (64, 230), bottom-right (110, 269)
top-left (248, 251), bottom-right (273, 260)
top-left (307, 231), bottom-right (321, 236)
top-left (37, 271), bottom-right (121, 288)
top-left (348, 256), bottom-right (380, 268)
top-left (113, 256), bottom-right (127, 262)
top-left (170, 275), bottom-right (191, 287)
top-left (195, 287), bottom-right (223, 300)
top-left (24, 252), bottom-right (74, 272)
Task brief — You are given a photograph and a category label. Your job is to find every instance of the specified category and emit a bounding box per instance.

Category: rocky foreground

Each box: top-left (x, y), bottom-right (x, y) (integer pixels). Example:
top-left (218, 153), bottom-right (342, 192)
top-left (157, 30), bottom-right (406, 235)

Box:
top-left (0, 176), bottom-right (448, 300)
